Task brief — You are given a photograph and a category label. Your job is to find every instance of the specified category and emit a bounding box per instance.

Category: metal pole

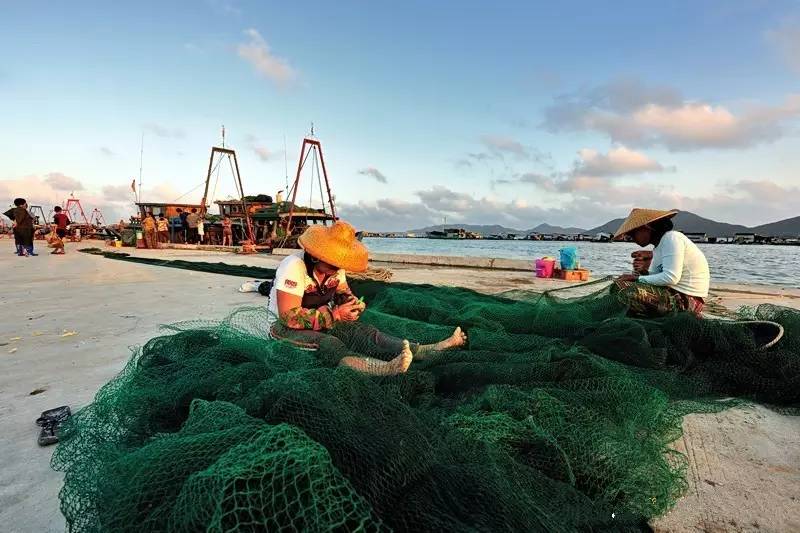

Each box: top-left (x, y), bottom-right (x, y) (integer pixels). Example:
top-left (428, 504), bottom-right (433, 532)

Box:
top-left (315, 140), bottom-right (337, 219)
top-left (286, 139), bottom-right (307, 233)
top-left (138, 132), bottom-right (144, 203)
top-left (200, 149), bottom-right (215, 217)
top-left (232, 151), bottom-right (254, 242)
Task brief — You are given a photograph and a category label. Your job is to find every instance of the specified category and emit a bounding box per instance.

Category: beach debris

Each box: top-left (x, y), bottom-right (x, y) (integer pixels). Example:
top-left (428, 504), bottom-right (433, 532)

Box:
top-left (29, 387), bottom-right (47, 396)
top-left (8, 347), bottom-right (18, 354)
top-left (10, 336), bottom-right (22, 341)
top-left (32, 331), bottom-right (44, 336)
top-left (61, 330), bottom-right (78, 337)
top-left (27, 314), bottom-right (45, 321)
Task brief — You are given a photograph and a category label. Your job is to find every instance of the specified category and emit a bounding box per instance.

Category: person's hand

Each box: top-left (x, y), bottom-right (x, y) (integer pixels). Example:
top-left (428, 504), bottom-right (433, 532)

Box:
top-left (617, 273), bottom-right (640, 282)
top-left (351, 296), bottom-right (366, 314)
top-left (333, 300), bottom-right (362, 322)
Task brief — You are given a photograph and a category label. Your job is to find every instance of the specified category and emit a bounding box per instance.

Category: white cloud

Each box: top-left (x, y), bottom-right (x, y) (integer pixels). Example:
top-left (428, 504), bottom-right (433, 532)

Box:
top-left (205, 0), bottom-right (241, 16)
top-left (237, 29), bottom-right (297, 87)
top-left (102, 184), bottom-right (136, 202)
top-left (543, 79), bottom-right (800, 151)
top-left (244, 134), bottom-right (279, 162)
top-left (337, 174), bottom-right (800, 232)
top-left (144, 123), bottom-right (186, 139)
top-left (44, 172), bottom-right (84, 191)
top-left (99, 146), bottom-right (115, 157)
top-left (253, 145), bottom-right (274, 161)
top-left (767, 18), bottom-right (800, 74)
top-left (573, 146), bottom-right (668, 177)
top-left (358, 167), bottom-right (388, 184)
top-left (480, 135), bottom-right (529, 158)
top-left (0, 175), bottom-right (129, 223)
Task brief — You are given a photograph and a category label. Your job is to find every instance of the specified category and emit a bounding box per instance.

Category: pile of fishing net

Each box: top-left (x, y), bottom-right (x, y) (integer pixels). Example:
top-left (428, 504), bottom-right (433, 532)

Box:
top-left (54, 255), bottom-right (800, 532)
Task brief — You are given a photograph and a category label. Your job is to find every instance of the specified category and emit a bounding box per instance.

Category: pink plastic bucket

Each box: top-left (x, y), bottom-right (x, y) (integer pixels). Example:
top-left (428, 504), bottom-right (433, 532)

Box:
top-left (535, 258), bottom-right (556, 278)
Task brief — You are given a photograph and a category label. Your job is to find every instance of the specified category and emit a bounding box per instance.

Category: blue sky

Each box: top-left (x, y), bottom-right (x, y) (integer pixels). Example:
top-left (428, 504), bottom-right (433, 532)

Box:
top-left (2, 0), bottom-right (799, 230)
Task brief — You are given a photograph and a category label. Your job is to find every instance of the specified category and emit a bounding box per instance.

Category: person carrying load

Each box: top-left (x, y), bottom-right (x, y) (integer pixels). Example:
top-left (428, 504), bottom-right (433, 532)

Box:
top-left (613, 208), bottom-right (709, 317)
top-left (268, 221), bottom-right (467, 375)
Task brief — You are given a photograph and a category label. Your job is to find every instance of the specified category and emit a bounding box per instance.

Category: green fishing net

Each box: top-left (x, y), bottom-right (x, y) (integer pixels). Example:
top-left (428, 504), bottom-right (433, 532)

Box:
top-left (53, 251), bottom-right (800, 531)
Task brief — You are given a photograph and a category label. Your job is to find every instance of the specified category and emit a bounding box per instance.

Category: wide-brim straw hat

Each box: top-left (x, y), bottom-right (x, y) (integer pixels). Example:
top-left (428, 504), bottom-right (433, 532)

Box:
top-left (298, 221), bottom-right (369, 272)
top-left (613, 208), bottom-right (678, 241)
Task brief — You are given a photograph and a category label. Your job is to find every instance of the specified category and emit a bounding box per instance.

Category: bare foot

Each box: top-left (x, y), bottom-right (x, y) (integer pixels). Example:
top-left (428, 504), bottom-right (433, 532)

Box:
top-left (391, 340), bottom-right (413, 373)
top-left (433, 327), bottom-right (468, 351)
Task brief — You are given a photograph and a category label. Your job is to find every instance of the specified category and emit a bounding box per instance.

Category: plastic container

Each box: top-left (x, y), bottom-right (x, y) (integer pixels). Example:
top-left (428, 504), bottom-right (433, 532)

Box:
top-left (535, 257), bottom-right (556, 278)
top-left (559, 247), bottom-right (579, 270)
top-left (557, 268), bottom-right (590, 282)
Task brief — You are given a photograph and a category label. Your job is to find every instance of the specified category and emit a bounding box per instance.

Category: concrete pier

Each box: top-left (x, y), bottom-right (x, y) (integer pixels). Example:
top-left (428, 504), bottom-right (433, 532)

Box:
top-left (1, 245), bottom-right (798, 532)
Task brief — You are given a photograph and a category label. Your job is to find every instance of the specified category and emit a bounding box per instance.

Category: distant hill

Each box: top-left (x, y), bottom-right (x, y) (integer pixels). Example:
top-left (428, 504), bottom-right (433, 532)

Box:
top-left (588, 211), bottom-right (750, 237)
top-left (526, 223), bottom-right (587, 235)
top-left (406, 211), bottom-right (800, 238)
top-left (407, 224), bottom-right (522, 236)
top-left (587, 218), bottom-right (625, 235)
top-left (751, 215), bottom-right (800, 237)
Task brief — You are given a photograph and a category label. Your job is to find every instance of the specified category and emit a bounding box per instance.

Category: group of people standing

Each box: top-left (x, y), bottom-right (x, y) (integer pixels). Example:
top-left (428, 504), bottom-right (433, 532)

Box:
top-left (139, 208), bottom-right (234, 249)
top-left (3, 198), bottom-right (71, 256)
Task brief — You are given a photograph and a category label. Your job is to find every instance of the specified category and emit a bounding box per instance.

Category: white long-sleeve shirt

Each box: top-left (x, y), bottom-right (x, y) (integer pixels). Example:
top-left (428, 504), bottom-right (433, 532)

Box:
top-left (638, 231), bottom-right (710, 298)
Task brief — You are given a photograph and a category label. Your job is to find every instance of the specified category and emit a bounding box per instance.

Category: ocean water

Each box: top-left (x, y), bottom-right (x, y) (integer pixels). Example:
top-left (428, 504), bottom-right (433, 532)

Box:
top-left (362, 238), bottom-right (800, 286)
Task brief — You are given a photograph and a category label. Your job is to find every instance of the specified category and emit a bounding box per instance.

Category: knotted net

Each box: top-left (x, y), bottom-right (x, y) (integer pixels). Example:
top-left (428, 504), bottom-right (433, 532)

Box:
top-left (54, 255), bottom-right (800, 532)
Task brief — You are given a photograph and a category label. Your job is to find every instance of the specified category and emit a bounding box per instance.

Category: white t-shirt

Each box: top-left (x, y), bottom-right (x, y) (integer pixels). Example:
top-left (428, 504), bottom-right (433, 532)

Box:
top-left (267, 251), bottom-right (347, 329)
top-left (638, 231), bottom-right (710, 298)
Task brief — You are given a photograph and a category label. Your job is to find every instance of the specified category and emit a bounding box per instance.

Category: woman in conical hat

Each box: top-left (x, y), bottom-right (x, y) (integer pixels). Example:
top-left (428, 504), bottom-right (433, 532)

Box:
top-left (612, 208), bottom-right (710, 317)
top-left (267, 220), bottom-right (467, 375)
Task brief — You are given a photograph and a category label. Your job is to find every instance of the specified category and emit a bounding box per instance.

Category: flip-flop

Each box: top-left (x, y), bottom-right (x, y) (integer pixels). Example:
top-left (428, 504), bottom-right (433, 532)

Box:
top-left (35, 405), bottom-right (71, 446)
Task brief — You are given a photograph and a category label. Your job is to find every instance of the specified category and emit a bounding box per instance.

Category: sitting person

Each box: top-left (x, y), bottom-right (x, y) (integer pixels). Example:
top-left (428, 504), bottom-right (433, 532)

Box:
top-left (267, 221), bottom-right (466, 375)
top-left (613, 208), bottom-right (709, 317)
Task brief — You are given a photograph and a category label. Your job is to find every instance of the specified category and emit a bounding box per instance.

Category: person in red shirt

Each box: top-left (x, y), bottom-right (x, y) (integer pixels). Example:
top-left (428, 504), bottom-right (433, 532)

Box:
top-left (53, 206), bottom-right (70, 239)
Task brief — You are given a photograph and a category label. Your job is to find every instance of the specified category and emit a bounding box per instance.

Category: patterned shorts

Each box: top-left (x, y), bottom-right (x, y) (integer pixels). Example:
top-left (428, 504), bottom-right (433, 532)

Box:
top-left (613, 279), bottom-right (705, 318)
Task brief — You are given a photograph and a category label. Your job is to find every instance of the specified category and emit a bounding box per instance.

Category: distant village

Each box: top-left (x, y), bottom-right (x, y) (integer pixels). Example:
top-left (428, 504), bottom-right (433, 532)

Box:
top-left (360, 227), bottom-right (800, 245)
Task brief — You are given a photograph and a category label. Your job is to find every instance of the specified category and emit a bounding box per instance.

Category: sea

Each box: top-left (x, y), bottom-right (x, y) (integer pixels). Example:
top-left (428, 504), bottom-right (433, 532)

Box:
top-left (362, 238), bottom-right (800, 286)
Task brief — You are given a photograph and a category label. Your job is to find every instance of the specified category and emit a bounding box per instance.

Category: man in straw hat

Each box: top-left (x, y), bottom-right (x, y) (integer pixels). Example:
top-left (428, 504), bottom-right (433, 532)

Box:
top-left (267, 220), bottom-right (467, 375)
top-left (612, 208), bottom-right (710, 317)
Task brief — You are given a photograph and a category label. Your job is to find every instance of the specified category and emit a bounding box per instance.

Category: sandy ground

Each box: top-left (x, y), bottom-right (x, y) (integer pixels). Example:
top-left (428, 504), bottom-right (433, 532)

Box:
top-left (0, 245), bottom-right (797, 532)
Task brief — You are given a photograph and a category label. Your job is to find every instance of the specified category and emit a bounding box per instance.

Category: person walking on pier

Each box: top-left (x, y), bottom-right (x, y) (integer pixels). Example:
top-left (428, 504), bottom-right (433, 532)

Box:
top-left (157, 214), bottom-right (169, 244)
top-left (186, 208), bottom-right (199, 244)
top-left (142, 212), bottom-right (158, 249)
top-left (4, 198), bottom-right (36, 256)
top-left (222, 215), bottom-right (233, 246)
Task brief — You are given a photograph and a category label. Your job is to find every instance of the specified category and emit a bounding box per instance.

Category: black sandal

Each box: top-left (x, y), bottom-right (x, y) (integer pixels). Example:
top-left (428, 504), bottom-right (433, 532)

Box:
top-left (35, 405), bottom-right (71, 446)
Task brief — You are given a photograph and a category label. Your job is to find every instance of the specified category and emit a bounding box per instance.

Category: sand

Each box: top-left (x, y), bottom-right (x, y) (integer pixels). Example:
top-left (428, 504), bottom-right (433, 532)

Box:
top-left (0, 245), bottom-right (797, 532)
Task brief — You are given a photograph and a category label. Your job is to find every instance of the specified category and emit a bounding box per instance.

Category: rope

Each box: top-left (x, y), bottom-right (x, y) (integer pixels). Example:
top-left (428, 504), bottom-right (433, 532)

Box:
top-left (347, 267), bottom-right (394, 281)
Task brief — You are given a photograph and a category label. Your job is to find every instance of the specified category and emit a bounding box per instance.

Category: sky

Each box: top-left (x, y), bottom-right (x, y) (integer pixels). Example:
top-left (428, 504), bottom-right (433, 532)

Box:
top-left (2, 0), bottom-right (799, 231)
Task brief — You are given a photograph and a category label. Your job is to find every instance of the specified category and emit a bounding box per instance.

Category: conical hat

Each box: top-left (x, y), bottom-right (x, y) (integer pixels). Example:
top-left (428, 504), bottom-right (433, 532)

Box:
top-left (613, 208), bottom-right (678, 240)
top-left (298, 221), bottom-right (369, 272)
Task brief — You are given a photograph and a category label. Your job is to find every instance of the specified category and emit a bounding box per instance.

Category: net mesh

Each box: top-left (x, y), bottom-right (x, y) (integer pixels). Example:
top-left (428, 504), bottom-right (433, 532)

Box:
top-left (54, 253), bottom-right (800, 531)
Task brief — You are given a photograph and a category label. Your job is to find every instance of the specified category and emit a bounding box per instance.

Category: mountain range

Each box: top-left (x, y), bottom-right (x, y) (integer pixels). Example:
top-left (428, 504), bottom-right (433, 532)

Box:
top-left (408, 211), bottom-right (800, 237)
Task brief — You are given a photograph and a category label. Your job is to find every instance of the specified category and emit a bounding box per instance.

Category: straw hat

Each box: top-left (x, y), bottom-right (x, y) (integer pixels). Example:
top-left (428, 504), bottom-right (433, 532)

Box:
top-left (298, 221), bottom-right (369, 272)
top-left (613, 208), bottom-right (678, 241)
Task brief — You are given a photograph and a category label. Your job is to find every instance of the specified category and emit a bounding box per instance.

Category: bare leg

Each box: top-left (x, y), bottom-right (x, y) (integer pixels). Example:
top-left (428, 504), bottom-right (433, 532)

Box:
top-left (415, 327), bottom-right (467, 359)
top-left (340, 340), bottom-right (413, 375)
